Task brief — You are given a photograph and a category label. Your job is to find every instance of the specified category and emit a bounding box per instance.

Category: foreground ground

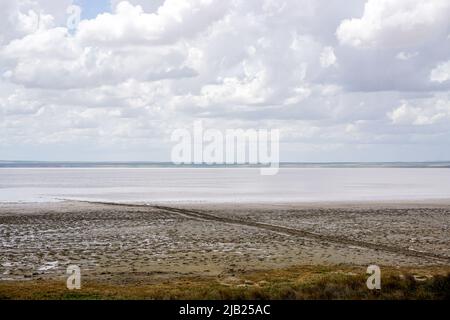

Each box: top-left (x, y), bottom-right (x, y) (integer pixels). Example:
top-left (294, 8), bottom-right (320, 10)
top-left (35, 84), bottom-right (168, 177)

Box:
top-left (0, 201), bottom-right (449, 299)
top-left (0, 265), bottom-right (449, 299)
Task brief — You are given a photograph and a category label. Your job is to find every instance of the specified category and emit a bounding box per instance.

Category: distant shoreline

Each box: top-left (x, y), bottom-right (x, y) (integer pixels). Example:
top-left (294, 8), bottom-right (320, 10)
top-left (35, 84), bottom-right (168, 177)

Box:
top-left (1, 160), bottom-right (450, 168)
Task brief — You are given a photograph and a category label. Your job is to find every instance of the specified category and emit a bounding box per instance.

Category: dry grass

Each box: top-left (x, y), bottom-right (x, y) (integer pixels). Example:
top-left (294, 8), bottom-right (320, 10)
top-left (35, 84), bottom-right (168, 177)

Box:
top-left (0, 265), bottom-right (449, 300)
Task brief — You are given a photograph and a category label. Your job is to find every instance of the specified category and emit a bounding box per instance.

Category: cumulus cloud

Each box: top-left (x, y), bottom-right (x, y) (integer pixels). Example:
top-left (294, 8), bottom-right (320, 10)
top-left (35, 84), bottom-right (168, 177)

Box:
top-left (388, 100), bottom-right (450, 126)
top-left (320, 46), bottom-right (337, 68)
top-left (337, 0), bottom-right (450, 48)
top-left (430, 60), bottom-right (450, 83)
top-left (0, 2), bottom-right (208, 89)
top-left (0, 0), bottom-right (52, 45)
top-left (79, 0), bottom-right (228, 45)
top-left (110, 0), bottom-right (165, 13)
top-left (396, 51), bottom-right (418, 61)
top-left (0, 0), bottom-right (74, 45)
top-left (0, 0), bottom-right (449, 161)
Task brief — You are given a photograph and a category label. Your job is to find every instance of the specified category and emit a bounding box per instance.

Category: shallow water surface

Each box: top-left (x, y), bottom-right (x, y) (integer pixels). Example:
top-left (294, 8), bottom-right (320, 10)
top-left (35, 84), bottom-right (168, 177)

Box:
top-left (1, 168), bottom-right (450, 203)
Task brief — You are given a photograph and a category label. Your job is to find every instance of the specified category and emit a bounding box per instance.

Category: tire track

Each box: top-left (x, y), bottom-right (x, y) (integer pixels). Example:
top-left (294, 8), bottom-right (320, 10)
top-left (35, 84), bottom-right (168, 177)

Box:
top-left (73, 200), bottom-right (450, 263)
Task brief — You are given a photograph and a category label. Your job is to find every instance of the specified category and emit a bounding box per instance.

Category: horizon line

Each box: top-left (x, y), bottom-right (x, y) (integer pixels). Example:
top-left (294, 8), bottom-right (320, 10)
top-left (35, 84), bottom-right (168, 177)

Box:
top-left (1, 160), bottom-right (450, 164)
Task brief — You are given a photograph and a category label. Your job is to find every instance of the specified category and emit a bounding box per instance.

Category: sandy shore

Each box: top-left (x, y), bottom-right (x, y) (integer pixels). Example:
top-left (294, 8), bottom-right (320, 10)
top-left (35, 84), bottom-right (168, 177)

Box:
top-left (0, 200), bottom-right (449, 286)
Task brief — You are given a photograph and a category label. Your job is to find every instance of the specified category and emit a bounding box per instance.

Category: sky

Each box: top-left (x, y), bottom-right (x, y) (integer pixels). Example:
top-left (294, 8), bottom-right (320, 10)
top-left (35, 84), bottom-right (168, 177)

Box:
top-left (0, 0), bottom-right (450, 162)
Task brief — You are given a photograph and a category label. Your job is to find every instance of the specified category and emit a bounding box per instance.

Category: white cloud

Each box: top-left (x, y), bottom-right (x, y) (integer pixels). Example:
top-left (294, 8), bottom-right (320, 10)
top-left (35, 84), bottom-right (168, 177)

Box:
top-left (0, 1), bottom-right (51, 45)
top-left (396, 51), bottom-right (418, 61)
top-left (110, 0), bottom-right (165, 13)
top-left (430, 60), bottom-right (450, 83)
top-left (337, 0), bottom-right (450, 48)
top-left (320, 46), bottom-right (337, 68)
top-left (78, 0), bottom-right (228, 45)
top-left (0, 0), bottom-right (73, 46)
top-left (1, 29), bottom-right (196, 89)
top-left (388, 100), bottom-right (450, 126)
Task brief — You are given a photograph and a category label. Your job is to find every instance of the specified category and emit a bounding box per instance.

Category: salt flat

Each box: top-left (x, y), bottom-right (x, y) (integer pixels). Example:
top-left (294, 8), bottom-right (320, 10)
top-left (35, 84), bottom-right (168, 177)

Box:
top-left (0, 200), bottom-right (448, 284)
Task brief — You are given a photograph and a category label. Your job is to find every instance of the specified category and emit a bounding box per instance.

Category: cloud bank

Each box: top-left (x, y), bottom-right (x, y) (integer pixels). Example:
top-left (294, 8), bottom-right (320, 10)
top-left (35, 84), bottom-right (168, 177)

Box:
top-left (0, 0), bottom-right (449, 161)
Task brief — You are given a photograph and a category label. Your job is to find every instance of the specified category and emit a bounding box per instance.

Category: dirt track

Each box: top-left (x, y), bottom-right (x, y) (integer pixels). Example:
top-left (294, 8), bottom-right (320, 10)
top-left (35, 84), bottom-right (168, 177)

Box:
top-left (85, 201), bottom-right (450, 263)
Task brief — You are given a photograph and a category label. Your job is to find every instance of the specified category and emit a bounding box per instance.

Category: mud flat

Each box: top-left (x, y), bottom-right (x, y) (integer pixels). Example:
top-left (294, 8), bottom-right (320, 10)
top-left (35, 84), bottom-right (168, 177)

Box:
top-left (0, 200), bottom-right (449, 299)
